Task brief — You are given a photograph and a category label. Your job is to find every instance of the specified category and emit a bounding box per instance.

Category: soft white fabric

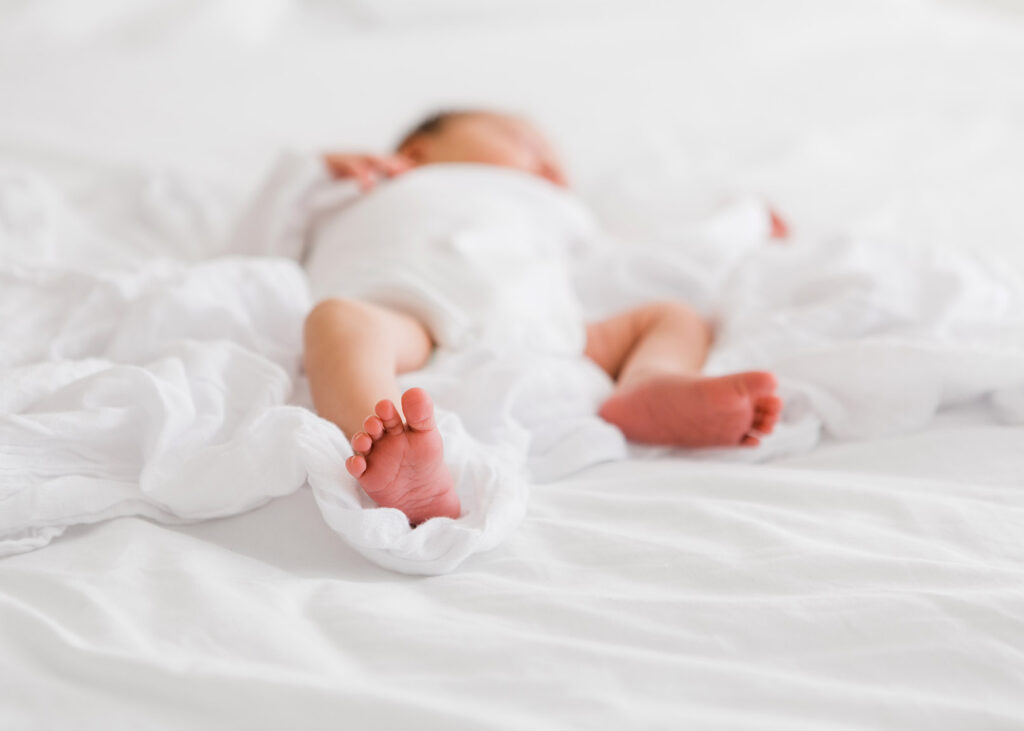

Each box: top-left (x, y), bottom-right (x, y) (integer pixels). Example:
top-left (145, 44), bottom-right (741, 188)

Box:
top-left (0, 165), bottom-right (625, 574)
top-left (305, 164), bottom-right (593, 354)
top-left (5, 451), bottom-right (1024, 730)
top-left (4, 160), bottom-right (1024, 576)
top-left (0, 255), bottom-right (322, 549)
top-left (0, 0), bottom-right (291, 48)
top-left (0, 249), bottom-right (564, 574)
top-left (3, 0), bottom-right (1024, 726)
top-left (642, 235), bottom-right (1024, 462)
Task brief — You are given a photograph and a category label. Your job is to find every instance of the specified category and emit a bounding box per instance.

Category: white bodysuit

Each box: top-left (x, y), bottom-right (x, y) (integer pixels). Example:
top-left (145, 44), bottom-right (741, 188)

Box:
top-left (232, 154), bottom-right (606, 355)
top-left (305, 164), bottom-right (596, 354)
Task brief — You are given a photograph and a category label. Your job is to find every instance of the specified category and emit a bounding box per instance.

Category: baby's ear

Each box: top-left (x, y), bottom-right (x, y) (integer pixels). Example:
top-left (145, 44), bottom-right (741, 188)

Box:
top-left (399, 138), bottom-right (427, 164)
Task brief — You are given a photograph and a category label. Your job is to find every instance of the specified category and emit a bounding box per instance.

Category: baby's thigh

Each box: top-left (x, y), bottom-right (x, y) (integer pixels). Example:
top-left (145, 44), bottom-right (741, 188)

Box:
top-left (304, 298), bottom-right (434, 372)
top-left (584, 309), bottom-right (648, 378)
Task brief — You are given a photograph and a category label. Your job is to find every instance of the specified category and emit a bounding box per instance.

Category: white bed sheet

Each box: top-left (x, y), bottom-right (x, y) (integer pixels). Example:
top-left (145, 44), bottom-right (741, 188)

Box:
top-left (2, 0), bottom-right (1024, 728)
top-left (4, 436), bottom-right (1024, 730)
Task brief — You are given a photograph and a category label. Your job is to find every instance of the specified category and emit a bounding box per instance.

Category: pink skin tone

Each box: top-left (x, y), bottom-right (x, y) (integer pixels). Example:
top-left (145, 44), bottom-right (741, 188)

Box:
top-left (348, 389), bottom-right (460, 526)
top-left (304, 112), bottom-right (783, 526)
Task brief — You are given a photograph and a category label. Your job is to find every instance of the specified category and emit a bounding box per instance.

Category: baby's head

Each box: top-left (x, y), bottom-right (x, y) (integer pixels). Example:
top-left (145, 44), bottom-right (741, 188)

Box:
top-left (396, 110), bottom-right (567, 187)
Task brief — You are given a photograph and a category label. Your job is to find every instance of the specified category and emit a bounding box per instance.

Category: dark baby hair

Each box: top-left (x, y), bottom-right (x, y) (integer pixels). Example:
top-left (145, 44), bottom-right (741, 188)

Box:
top-left (395, 109), bottom-right (478, 151)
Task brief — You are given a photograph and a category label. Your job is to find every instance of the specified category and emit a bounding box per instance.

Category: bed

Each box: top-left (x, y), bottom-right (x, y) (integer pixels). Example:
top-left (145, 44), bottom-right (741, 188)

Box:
top-left (3, 1), bottom-right (1024, 728)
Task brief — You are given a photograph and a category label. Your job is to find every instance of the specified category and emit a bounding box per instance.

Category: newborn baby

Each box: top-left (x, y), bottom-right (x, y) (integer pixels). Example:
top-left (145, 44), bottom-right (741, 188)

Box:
top-left (301, 111), bottom-right (783, 525)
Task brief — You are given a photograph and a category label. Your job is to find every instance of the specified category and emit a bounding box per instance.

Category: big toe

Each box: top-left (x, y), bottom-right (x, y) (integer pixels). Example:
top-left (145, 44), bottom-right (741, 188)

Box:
top-left (741, 371), bottom-right (778, 397)
top-left (753, 394), bottom-right (783, 434)
top-left (757, 399), bottom-right (778, 432)
top-left (757, 394), bottom-right (783, 417)
top-left (401, 387), bottom-right (436, 431)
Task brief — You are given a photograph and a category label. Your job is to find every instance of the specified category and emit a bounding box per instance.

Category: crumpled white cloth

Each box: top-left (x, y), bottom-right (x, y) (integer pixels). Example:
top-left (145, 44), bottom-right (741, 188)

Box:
top-left (0, 252), bottom-right (606, 574)
top-left (0, 257), bottom-right (320, 549)
top-left (3, 160), bottom-right (1024, 574)
top-left (704, 235), bottom-right (1024, 458)
top-left (0, 162), bottom-right (627, 573)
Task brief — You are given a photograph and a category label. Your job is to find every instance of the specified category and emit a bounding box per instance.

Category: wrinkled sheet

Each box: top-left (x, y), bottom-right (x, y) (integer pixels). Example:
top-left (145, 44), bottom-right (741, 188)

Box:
top-left (0, 164), bottom-right (623, 573)
top-left (3, 164), bottom-right (1024, 575)
top-left (3, 0), bottom-right (1024, 727)
top-left (4, 452), bottom-right (1024, 730)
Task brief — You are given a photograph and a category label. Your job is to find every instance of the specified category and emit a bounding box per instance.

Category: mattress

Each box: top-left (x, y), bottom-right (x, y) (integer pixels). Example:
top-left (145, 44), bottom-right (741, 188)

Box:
top-left (2, 1), bottom-right (1024, 728)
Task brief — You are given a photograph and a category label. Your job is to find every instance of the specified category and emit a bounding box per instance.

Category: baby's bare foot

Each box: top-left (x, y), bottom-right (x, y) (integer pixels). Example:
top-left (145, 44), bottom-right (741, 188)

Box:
top-left (345, 388), bottom-right (460, 526)
top-left (599, 372), bottom-right (782, 448)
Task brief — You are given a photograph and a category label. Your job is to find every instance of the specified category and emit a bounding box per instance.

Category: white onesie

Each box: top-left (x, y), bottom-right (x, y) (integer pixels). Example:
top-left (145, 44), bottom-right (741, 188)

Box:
top-left (305, 164), bottom-right (598, 354)
top-left (230, 154), bottom-right (601, 355)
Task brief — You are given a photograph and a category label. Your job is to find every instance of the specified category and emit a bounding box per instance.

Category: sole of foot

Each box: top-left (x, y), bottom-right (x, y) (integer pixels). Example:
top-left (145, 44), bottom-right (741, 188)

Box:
top-left (345, 387), bottom-right (460, 526)
top-left (599, 371), bottom-right (782, 448)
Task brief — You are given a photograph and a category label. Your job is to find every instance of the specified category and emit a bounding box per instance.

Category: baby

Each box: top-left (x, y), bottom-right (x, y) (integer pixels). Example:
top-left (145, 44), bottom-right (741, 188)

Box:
top-left (301, 110), bottom-right (782, 525)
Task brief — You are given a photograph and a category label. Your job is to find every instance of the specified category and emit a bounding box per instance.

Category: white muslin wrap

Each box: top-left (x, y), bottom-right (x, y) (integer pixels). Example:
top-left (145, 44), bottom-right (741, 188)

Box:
top-left (3, 156), bottom-right (1024, 573)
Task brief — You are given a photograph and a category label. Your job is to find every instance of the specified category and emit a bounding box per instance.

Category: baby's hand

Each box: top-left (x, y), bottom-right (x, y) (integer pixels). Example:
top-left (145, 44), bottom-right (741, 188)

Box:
top-left (322, 152), bottom-right (413, 191)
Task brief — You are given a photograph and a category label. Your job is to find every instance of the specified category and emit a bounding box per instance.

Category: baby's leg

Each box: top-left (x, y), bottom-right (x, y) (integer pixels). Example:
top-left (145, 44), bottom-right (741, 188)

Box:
top-left (585, 301), bottom-right (782, 447)
top-left (303, 299), bottom-right (459, 524)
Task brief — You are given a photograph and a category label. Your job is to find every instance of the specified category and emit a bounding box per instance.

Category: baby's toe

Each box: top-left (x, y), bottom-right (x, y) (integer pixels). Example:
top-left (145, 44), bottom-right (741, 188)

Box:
top-left (759, 395), bottom-right (783, 415)
top-left (351, 432), bottom-right (373, 454)
top-left (401, 387), bottom-right (436, 431)
top-left (375, 399), bottom-right (404, 434)
top-left (363, 415), bottom-right (384, 440)
top-left (753, 395), bottom-right (783, 433)
top-left (742, 371), bottom-right (778, 397)
top-left (346, 454), bottom-right (367, 478)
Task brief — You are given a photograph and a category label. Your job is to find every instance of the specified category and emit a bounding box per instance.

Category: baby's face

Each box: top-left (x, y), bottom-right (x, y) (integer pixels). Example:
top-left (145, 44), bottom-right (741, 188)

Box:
top-left (402, 113), bottom-right (567, 187)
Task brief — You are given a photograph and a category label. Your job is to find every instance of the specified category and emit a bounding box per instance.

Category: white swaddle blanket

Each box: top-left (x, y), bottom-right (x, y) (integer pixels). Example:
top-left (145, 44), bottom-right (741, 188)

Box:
top-left (3, 157), bottom-right (1024, 573)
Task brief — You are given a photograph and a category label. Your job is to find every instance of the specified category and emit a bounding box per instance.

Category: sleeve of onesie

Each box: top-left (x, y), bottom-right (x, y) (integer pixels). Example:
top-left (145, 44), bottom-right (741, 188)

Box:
top-left (222, 152), bottom-right (359, 262)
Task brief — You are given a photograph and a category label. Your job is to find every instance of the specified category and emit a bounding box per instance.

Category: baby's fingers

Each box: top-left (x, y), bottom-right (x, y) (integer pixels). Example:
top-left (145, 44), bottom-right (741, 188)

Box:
top-left (324, 155), bottom-right (377, 190)
top-left (361, 155), bottom-right (410, 179)
top-left (378, 155), bottom-right (413, 177)
top-left (343, 159), bottom-right (378, 191)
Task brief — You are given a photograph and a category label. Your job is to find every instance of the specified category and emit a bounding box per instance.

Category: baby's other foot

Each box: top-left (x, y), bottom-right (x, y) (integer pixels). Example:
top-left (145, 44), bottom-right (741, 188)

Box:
top-left (346, 388), bottom-right (459, 526)
top-left (599, 372), bottom-right (782, 448)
